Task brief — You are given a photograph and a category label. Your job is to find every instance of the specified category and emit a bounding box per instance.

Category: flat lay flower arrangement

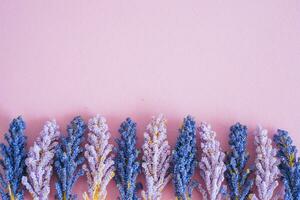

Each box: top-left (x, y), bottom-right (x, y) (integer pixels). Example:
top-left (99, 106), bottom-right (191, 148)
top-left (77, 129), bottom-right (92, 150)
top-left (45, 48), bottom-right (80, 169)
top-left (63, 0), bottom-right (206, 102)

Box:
top-left (0, 114), bottom-right (299, 200)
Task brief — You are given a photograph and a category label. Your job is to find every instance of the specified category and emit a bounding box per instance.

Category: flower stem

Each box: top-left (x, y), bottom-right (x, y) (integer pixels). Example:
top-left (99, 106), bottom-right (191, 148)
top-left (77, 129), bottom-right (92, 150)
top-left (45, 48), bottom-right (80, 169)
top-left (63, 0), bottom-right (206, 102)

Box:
top-left (92, 184), bottom-right (100, 200)
top-left (8, 185), bottom-right (15, 200)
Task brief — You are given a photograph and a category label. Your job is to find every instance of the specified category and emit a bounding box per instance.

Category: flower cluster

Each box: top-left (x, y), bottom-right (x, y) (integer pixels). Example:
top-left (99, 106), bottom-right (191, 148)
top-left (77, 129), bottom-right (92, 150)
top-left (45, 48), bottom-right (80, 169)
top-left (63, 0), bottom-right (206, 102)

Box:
top-left (22, 120), bottom-right (60, 200)
top-left (3, 115), bottom-right (300, 200)
top-left (274, 129), bottom-right (300, 200)
top-left (0, 116), bottom-right (27, 200)
top-left (172, 116), bottom-right (197, 200)
top-left (141, 114), bottom-right (171, 200)
top-left (198, 122), bottom-right (226, 200)
top-left (54, 116), bottom-right (86, 200)
top-left (82, 115), bottom-right (115, 200)
top-left (225, 122), bottom-right (254, 200)
top-left (114, 118), bottom-right (141, 200)
top-left (252, 126), bottom-right (279, 200)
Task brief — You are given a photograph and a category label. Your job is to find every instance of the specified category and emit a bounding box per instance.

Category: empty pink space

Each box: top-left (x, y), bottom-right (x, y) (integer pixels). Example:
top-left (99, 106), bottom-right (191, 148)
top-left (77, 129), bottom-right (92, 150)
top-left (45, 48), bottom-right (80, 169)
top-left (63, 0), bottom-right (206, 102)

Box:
top-left (0, 1), bottom-right (300, 199)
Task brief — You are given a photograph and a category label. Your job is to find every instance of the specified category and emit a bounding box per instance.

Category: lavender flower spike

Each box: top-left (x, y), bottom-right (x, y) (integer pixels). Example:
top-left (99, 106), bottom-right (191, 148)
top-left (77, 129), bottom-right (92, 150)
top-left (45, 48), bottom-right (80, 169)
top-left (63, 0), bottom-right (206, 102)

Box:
top-left (253, 126), bottom-right (279, 200)
top-left (141, 114), bottom-right (171, 200)
top-left (22, 120), bottom-right (60, 200)
top-left (82, 115), bottom-right (115, 200)
top-left (114, 118), bottom-right (141, 200)
top-left (225, 122), bottom-right (254, 200)
top-left (274, 129), bottom-right (300, 200)
top-left (0, 116), bottom-right (27, 200)
top-left (172, 115), bottom-right (197, 200)
top-left (198, 122), bottom-right (226, 200)
top-left (54, 116), bottom-right (86, 200)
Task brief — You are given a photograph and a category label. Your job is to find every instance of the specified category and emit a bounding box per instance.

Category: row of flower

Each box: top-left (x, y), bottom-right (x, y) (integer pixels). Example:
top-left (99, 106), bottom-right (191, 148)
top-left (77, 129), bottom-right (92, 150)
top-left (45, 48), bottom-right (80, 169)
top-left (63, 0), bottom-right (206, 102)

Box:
top-left (0, 114), bottom-right (299, 200)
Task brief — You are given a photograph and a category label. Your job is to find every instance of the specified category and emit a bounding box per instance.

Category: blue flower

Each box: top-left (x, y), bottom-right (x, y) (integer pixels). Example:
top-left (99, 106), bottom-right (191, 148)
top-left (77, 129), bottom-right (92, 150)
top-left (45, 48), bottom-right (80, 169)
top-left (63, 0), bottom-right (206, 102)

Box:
top-left (225, 122), bottom-right (254, 200)
top-left (0, 116), bottom-right (27, 200)
top-left (114, 118), bottom-right (141, 200)
top-left (54, 116), bottom-right (86, 200)
top-left (172, 116), bottom-right (197, 200)
top-left (274, 129), bottom-right (300, 200)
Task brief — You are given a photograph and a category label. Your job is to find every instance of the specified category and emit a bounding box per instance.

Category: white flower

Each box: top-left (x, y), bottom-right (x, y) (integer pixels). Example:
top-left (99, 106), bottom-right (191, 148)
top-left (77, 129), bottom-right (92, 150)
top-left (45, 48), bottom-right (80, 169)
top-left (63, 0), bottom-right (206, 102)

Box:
top-left (82, 115), bottom-right (115, 200)
top-left (198, 122), bottom-right (226, 200)
top-left (141, 114), bottom-right (171, 200)
top-left (253, 126), bottom-right (280, 200)
top-left (22, 120), bottom-right (60, 200)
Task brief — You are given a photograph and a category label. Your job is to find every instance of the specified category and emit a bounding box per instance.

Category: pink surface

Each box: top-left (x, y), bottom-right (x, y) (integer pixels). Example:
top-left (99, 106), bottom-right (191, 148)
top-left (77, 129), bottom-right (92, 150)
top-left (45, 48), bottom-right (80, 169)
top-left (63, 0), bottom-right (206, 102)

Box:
top-left (0, 1), bottom-right (300, 199)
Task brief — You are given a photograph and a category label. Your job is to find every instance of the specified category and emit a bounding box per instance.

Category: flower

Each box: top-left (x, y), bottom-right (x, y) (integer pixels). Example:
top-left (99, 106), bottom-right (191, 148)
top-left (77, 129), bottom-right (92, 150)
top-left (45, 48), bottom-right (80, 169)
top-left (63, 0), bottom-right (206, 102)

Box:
top-left (225, 122), bottom-right (254, 200)
top-left (198, 122), bottom-right (226, 200)
top-left (253, 126), bottom-right (280, 200)
top-left (141, 114), bottom-right (171, 200)
top-left (54, 116), bottom-right (86, 200)
top-left (274, 129), bottom-right (300, 200)
top-left (22, 120), bottom-right (60, 200)
top-left (114, 118), bottom-right (141, 200)
top-left (82, 115), bottom-right (115, 200)
top-left (0, 116), bottom-right (27, 200)
top-left (172, 116), bottom-right (197, 200)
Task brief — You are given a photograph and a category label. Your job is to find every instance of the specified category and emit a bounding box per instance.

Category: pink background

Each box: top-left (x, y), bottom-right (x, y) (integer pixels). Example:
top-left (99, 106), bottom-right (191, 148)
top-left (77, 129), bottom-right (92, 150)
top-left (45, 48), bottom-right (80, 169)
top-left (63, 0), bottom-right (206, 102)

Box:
top-left (0, 1), bottom-right (300, 199)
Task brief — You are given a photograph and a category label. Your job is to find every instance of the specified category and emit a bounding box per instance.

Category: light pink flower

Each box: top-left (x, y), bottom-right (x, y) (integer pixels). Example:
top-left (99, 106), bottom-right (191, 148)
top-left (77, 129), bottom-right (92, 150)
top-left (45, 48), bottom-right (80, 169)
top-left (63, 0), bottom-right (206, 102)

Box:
top-left (198, 122), bottom-right (226, 200)
top-left (82, 115), bottom-right (115, 200)
top-left (253, 126), bottom-right (280, 200)
top-left (141, 114), bottom-right (171, 200)
top-left (22, 120), bottom-right (60, 200)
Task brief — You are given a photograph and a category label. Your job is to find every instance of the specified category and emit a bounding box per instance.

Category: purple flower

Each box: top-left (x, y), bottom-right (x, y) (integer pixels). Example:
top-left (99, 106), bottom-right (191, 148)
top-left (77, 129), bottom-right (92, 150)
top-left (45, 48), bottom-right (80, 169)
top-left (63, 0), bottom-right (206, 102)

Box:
top-left (172, 116), bottom-right (197, 200)
top-left (114, 118), bottom-right (141, 200)
top-left (0, 116), bottom-right (27, 200)
top-left (54, 116), bottom-right (86, 200)
top-left (274, 129), bottom-right (300, 200)
top-left (225, 122), bottom-right (254, 200)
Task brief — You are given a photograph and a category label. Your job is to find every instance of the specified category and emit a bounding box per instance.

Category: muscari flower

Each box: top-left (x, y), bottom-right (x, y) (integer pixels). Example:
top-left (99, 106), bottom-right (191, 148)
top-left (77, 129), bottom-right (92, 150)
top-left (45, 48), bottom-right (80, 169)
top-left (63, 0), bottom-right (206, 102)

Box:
top-left (172, 115), bottom-right (197, 200)
top-left (0, 116), bottom-right (27, 200)
top-left (22, 120), bottom-right (60, 200)
top-left (141, 114), bottom-right (171, 200)
top-left (198, 122), bottom-right (226, 200)
top-left (251, 126), bottom-right (280, 200)
top-left (114, 118), bottom-right (141, 200)
top-left (54, 116), bottom-right (86, 200)
top-left (225, 122), bottom-right (254, 200)
top-left (274, 129), bottom-right (300, 200)
top-left (82, 115), bottom-right (115, 200)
